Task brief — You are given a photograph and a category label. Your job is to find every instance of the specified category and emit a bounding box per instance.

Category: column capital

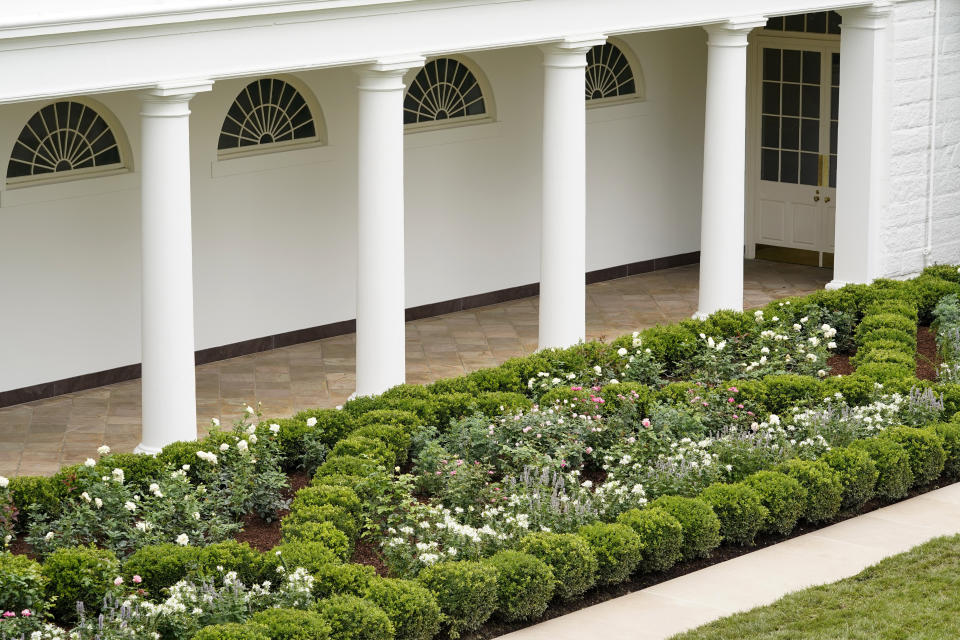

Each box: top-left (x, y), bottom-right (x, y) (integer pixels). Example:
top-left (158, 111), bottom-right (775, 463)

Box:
top-left (541, 35), bottom-right (606, 68)
top-left (357, 55), bottom-right (425, 91)
top-left (839, 1), bottom-right (894, 29)
top-left (703, 17), bottom-right (766, 47)
top-left (140, 80), bottom-right (213, 116)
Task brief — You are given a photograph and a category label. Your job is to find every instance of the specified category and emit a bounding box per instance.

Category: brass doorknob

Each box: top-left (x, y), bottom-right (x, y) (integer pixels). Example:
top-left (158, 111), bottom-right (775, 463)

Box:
top-left (814, 189), bottom-right (820, 202)
top-left (824, 196), bottom-right (831, 203)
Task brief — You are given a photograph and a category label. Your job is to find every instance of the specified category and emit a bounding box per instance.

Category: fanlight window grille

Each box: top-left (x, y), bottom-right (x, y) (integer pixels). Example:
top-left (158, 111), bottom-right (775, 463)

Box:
top-left (218, 78), bottom-right (317, 151)
top-left (7, 101), bottom-right (123, 179)
top-left (404, 58), bottom-right (486, 125)
top-left (585, 43), bottom-right (637, 102)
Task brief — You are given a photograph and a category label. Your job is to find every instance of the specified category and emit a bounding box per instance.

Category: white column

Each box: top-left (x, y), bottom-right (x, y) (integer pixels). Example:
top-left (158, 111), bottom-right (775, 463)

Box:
top-left (539, 36), bottom-right (605, 350)
top-left (136, 81), bottom-right (212, 454)
top-left (827, 1), bottom-right (892, 289)
top-left (695, 18), bottom-right (766, 319)
top-left (355, 57), bottom-right (424, 397)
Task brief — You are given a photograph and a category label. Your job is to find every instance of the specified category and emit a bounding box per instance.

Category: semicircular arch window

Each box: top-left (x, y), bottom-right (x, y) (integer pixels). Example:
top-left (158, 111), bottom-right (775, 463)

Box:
top-left (218, 78), bottom-right (318, 152)
top-left (7, 101), bottom-right (123, 180)
top-left (585, 43), bottom-right (637, 102)
top-left (404, 58), bottom-right (486, 125)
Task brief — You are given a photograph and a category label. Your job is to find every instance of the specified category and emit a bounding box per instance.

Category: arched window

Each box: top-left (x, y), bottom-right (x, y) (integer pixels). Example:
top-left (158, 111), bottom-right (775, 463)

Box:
top-left (404, 57), bottom-right (489, 127)
top-left (218, 77), bottom-right (321, 153)
top-left (585, 41), bottom-right (642, 103)
top-left (7, 101), bottom-right (126, 183)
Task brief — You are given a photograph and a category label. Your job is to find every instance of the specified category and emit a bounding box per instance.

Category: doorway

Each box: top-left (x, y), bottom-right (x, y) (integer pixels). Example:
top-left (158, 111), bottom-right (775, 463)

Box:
top-left (748, 14), bottom-right (841, 269)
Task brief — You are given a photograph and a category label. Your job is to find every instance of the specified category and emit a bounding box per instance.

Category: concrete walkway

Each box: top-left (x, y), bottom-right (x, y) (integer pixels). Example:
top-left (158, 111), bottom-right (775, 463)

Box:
top-left (497, 482), bottom-right (960, 640)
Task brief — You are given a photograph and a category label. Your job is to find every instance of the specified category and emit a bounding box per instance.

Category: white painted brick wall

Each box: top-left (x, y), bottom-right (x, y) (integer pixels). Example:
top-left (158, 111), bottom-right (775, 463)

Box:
top-left (883, 0), bottom-right (960, 277)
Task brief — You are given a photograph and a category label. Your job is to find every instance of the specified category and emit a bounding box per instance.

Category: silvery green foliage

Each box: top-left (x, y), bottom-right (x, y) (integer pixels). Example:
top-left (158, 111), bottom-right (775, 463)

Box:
top-left (934, 294), bottom-right (960, 383)
top-left (790, 393), bottom-right (904, 447)
top-left (900, 386), bottom-right (945, 427)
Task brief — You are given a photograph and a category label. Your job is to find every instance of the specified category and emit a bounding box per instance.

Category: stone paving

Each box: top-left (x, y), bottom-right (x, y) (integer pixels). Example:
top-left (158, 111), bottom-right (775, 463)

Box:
top-left (496, 481), bottom-right (960, 640)
top-left (0, 260), bottom-right (830, 477)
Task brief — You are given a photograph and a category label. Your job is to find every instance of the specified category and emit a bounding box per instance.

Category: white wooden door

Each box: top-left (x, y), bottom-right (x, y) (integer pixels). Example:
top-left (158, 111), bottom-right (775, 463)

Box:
top-left (753, 41), bottom-right (839, 262)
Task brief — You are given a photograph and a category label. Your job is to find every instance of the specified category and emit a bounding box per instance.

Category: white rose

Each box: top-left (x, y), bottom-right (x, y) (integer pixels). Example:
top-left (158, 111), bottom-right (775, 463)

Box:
top-left (593, 365), bottom-right (602, 375)
top-left (305, 417), bottom-right (317, 428)
top-left (97, 445), bottom-right (111, 456)
top-left (80, 492), bottom-right (91, 502)
top-left (219, 443), bottom-right (230, 452)
top-left (245, 405), bottom-right (255, 415)
top-left (617, 347), bottom-right (628, 356)
top-left (237, 439), bottom-right (249, 452)
top-left (0, 476), bottom-right (7, 488)
top-left (94, 498), bottom-right (103, 509)
top-left (249, 434), bottom-right (258, 444)
top-left (176, 533), bottom-right (190, 546)
top-left (124, 501), bottom-right (137, 512)
top-left (84, 458), bottom-right (96, 467)
top-left (211, 417), bottom-right (220, 427)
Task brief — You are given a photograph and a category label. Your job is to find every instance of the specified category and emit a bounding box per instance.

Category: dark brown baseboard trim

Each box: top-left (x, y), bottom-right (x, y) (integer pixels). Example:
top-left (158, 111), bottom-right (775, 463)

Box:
top-left (0, 251), bottom-right (700, 408)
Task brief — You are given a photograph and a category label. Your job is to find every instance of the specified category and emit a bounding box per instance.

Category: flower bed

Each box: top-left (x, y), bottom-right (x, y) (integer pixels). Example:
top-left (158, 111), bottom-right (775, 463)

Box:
top-left (3, 265), bottom-right (960, 640)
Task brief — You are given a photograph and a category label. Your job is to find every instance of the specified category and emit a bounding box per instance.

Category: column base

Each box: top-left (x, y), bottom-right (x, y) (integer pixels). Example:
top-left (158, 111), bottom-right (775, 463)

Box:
top-left (691, 311), bottom-right (710, 321)
top-left (133, 443), bottom-right (162, 456)
top-left (825, 280), bottom-right (849, 291)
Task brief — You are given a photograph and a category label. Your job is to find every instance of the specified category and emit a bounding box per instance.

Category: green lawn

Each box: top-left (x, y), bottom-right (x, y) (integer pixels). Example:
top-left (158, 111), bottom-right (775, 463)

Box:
top-left (671, 534), bottom-right (960, 640)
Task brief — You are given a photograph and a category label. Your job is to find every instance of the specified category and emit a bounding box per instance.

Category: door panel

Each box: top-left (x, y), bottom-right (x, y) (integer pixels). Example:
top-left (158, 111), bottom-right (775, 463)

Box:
top-left (754, 40), bottom-right (838, 258)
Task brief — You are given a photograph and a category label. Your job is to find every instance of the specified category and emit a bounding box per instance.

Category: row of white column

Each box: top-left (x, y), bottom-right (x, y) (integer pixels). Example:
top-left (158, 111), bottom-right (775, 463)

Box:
top-left (136, 3), bottom-right (892, 452)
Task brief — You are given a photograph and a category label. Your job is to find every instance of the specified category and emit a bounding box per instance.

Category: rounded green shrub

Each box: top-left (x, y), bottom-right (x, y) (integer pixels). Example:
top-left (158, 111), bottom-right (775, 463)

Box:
top-left (156, 440), bottom-right (210, 480)
top-left (315, 595), bottom-right (393, 640)
top-left (123, 543), bottom-right (199, 596)
top-left (855, 327), bottom-right (916, 352)
top-left (191, 623), bottom-right (271, 640)
top-left (616, 506), bottom-right (683, 573)
top-left (852, 349), bottom-right (915, 370)
top-left (0, 552), bottom-right (47, 613)
top-left (315, 456), bottom-right (380, 479)
top-left (538, 386), bottom-right (580, 408)
top-left (312, 563), bottom-right (377, 600)
top-left (649, 495), bottom-right (722, 561)
top-left (354, 410), bottom-right (420, 430)
top-left (575, 522), bottom-right (643, 585)
top-left (365, 578), bottom-right (442, 640)
top-left (855, 362), bottom-right (914, 385)
top-left (42, 544), bottom-right (119, 622)
top-left (250, 608), bottom-right (332, 640)
top-left (262, 542), bottom-right (342, 579)
top-left (777, 459), bottom-right (843, 523)
top-left (818, 375), bottom-right (878, 407)
top-left (849, 438), bottom-right (913, 501)
top-left (292, 486), bottom-right (362, 519)
top-left (762, 375), bottom-right (821, 415)
top-left (351, 424), bottom-right (411, 465)
top-left (330, 437), bottom-right (393, 467)
top-left (284, 504), bottom-right (359, 542)
top-left (880, 426), bottom-right (947, 487)
top-left (291, 409), bottom-right (356, 447)
top-left (484, 551), bottom-right (554, 622)
top-left (280, 519), bottom-right (351, 559)
top-left (416, 560), bottom-right (498, 639)
top-left (7, 475), bottom-right (59, 532)
top-left (821, 447), bottom-right (878, 511)
top-left (197, 541), bottom-right (265, 587)
top-left (743, 471), bottom-right (807, 536)
top-left (933, 422), bottom-right (960, 478)
top-left (863, 300), bottom-right (918, 324)
top-left (518, 532), bottom-right (598, 600)
top-left (855, 313), bottom-right (917, 340)
top-left (698, 483), bottom-right (768, 546)
top-left (637, 325), bottom-right (698, 373)
top-left (471, 392), bottom-right (533, 416)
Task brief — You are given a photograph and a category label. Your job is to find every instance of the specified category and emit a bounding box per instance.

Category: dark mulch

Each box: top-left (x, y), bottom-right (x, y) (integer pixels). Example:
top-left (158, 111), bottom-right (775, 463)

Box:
top-left (351, 538), bottom-right (390, 576)
top-left (462, 475), bottom-right (958, 640)
top-left (916, 326), bottom-right (940, 381)
top-left (827, 353), bottom-right (853, 376)
top-left (234, 471), bottom-right (310, 552)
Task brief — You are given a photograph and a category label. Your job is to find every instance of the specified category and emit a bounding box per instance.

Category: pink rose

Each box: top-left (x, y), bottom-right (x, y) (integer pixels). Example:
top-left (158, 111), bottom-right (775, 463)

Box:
top-left (132, 575), bottom-right (142, 584)
top-left (20, 610), bottom-right (30, 618)
top-left (114, 577), bottom-right (124, 586)
top-left (641, 418), bottom-right (651, 427)
top-left (2, 612), bottom-right (14, 619)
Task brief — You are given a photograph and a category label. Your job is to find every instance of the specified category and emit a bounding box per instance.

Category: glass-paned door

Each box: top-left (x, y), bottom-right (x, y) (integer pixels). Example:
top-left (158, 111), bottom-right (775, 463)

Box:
top-left (755, 39), bottom-right (839, 264)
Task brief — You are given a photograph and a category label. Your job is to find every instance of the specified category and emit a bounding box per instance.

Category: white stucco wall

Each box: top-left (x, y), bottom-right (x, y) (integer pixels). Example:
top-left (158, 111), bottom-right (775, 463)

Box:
top-left (0, 29), bottom-right (707, 391)
top-left (883, 0), bottom-right (960, 277)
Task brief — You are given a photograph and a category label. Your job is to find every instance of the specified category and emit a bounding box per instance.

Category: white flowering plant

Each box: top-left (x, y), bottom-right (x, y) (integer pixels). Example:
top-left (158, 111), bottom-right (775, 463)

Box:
top-left (25, 460), bottom-right (238, 559)
top-left (191, 409), bottom-right (290, 522)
